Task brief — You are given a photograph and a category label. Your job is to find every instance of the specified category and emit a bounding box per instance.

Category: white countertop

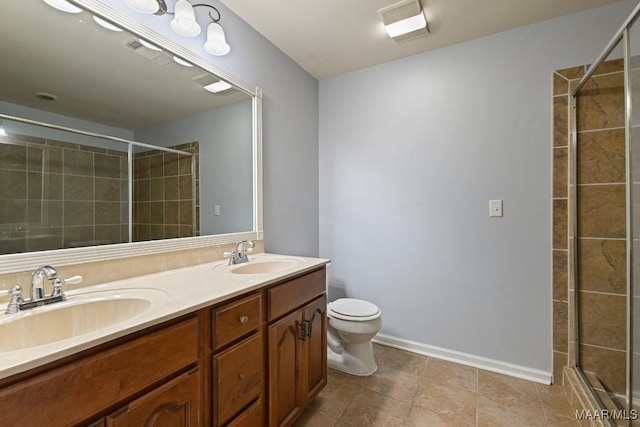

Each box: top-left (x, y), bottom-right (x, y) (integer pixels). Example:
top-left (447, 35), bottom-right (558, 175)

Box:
top-left (0, 253), bottom-right (329, 381)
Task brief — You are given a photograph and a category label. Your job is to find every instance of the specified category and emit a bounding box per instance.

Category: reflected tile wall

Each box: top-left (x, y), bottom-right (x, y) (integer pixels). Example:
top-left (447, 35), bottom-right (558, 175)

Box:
top-left (553, 60), bottom-right (627, 397)
top-left (133, 141), bottom-right (199, 241)
top-left (0, 134), bottom-right (128, 255)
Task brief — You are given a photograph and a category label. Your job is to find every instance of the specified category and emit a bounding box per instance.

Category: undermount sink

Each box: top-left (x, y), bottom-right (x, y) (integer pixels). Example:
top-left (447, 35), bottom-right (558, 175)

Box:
top-left (230, 258), bottom-right (303, 275)
top-left (0, 288), bottom-right (167, 353)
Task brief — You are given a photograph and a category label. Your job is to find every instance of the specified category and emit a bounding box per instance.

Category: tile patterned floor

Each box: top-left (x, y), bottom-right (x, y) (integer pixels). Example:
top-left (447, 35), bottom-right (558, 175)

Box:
top-left (293, 344), bottom-right (578, 427)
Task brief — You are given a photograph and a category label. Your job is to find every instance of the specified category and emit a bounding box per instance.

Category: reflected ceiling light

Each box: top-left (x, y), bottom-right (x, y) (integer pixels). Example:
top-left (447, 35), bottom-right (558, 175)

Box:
top-left (93, 16), bottom-right (123, 32)
top-left (123, 0), bottom-right (160, 14)
top-left (378, 0), bottom-right (429, 42)
top-left (0, 123), bottom-right (7, 138)
top-left (139, 38), bottom-right (163, 51)
top-left (43, 0), bottom-right (83, 14)
top-left (173, 56), bottom-right (193, 67)
top-left (122, 0), bottom-right (231, 55)
top-left (204, 80), bottom-right (232, 93)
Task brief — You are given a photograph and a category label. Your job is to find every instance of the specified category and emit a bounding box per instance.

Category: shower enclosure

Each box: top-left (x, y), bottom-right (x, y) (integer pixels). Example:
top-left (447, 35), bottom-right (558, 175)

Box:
top-left (0, 115), bottom-right (199, 255)
top-left (555, 2), bottom-right (640, 425)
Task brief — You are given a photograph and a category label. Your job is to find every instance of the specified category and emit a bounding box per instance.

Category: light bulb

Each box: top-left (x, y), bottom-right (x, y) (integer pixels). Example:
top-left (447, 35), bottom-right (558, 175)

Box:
top-left (170, 0), bottom-right (201, 37)
top-left (93, 16), bottom-right (123, 32)
top-left (204, 22), bottom-right (230, 56)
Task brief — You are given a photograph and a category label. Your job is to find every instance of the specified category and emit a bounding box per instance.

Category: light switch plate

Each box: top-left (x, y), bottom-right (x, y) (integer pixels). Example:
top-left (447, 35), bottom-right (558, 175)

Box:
top-left (490, 200), bottom-right (503, 217)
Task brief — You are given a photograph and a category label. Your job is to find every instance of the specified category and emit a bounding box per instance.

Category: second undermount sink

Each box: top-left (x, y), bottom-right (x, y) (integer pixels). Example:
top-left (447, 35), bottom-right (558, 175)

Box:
top-left (0, 288), bottom-right (168, 353)
top-left (230, 258), bottom-right (304, 275)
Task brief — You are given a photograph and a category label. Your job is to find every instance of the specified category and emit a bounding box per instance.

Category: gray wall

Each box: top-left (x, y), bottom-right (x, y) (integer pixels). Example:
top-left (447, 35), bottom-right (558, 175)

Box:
top-left (97, 0), bottom-right (320, 257)
top-left (135, 100), bottom-right (253, 235)
top-left (319, 0), bottom-right (637, 373)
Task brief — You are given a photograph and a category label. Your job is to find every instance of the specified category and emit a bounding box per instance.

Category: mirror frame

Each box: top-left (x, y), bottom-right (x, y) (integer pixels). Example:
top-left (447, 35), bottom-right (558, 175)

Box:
top-left (0, 0), bottom-right (263, 274)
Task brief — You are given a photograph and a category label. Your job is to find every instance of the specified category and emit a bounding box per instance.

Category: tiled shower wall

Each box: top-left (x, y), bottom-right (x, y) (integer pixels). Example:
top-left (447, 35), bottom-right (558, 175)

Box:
top-left (0, 134), bottom-right (128, 255)
top-left (553, 60), bottom-right (627, 396)
top-left (133, 141), bottom-right (199, 241)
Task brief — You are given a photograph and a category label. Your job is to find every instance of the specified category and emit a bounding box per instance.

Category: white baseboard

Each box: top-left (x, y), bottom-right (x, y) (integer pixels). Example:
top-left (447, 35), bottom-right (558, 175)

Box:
top-left (372, 333), bottom-right (552, 385)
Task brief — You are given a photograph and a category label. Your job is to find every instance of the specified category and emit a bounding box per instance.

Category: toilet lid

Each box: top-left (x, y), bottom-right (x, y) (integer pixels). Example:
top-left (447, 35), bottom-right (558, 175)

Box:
top-left (328, 298), bottom-right (381, 321)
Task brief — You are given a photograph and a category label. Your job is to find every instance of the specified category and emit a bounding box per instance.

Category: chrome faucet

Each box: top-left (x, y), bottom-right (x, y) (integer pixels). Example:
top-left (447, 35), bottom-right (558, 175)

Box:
top-left (1, 266), bottom-right (83, 314)
top-left (224, 240), bottom-right (255, 265)
top-left (31, 265), bottom-right (58, 301)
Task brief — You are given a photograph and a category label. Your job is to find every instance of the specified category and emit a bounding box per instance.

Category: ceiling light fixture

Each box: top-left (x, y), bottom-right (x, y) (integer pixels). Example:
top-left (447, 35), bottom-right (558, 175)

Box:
top-left (378, 0), bottom-right (429, 42)
top-left (93, 16), bottom-right (124, 32)
top-left (139, 38), bottom-right (163, 51)
top-left (43, 0), bottom-right (83, 14)
top-left (0, 123), bottom-right (7, 137)
top-left (204, 80), bottom-right (232, 93)
top-left (122, 0), bottom-right (231, 56)
top-left (173, 56), bottom-right (193, 67)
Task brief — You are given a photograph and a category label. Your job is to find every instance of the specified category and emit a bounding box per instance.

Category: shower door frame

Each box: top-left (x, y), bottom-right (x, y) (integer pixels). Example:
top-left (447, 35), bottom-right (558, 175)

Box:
top-left (571, 2), bottom-right (640, 422)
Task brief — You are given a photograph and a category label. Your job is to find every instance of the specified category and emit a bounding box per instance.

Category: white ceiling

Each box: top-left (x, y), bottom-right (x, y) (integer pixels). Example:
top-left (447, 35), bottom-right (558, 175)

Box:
top-left (219, 0), bottom-right (621, 79)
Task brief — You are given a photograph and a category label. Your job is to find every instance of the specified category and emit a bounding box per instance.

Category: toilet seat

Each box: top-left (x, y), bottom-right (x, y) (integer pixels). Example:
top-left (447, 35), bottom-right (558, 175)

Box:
top-left (328, 298), bottom-right (381, 321)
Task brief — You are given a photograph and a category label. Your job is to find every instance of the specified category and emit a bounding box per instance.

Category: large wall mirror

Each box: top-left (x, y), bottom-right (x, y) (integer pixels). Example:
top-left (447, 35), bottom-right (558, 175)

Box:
top-left (0, 0), bottom-right (263, 273)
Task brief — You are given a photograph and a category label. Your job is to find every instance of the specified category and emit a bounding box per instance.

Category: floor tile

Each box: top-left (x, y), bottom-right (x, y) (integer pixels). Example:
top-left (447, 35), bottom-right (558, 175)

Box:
top-left (478, 370), bottom-right (540, 408)
top-left (477, 394), bottom-right (546, 427)
top-left (340, 389), bottom-right (412, 427)
top-left (300, 345), bottom-right (581, 427)
top-left (362, 365), bottom-right (420, 403)
top-left (423, 358), bottom-right (478, 392)
top-left (413, 382), bottom-right (477, 425)
top-left (373, 343), bottom-right (429, 377)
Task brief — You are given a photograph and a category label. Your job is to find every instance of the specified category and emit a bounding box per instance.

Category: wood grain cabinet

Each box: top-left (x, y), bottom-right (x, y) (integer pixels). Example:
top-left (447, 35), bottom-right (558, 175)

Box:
top-left (0, 265), bottom-right (328, 427)
top-left (267, 269), bottom-right (327, 427)
top-left (211, 292), bottom-right (264, 426)
top-left (106, 369), bottom-right (201, 427)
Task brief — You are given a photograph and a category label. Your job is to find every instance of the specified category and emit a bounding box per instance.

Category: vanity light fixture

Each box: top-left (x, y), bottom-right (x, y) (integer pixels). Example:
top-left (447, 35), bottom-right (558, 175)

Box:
top-left (43, 0), bottom-right (83, 14)
top-left (378, 0), bottom-right (429, 42)
top-left (204, 80), bottom-right (232, 93)
top-left (122, 0), bottom-right (231, 56)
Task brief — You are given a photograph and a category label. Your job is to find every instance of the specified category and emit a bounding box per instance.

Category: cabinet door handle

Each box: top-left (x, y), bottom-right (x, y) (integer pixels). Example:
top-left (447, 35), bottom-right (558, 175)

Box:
top-left (296, 321), bottom-right (307, 341)
top-left (239, 315), bottom-right (249, 324)
top-left (305, 320), bottom-right (313, 339)
top-left (239, 373), bottom-right (246, 380)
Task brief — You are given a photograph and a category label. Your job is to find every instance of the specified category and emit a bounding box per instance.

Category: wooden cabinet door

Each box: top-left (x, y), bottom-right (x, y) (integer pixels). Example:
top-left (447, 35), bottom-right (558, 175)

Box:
top-left (106, 369), bottom-right (201, 427)
top-left (301, 295), bottom-right (327, 406)
top-left (268, 309), bottom-right (303, 427)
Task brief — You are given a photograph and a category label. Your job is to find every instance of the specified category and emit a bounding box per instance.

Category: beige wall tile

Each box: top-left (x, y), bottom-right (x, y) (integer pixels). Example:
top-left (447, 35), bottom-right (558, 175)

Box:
top-left (578, 291), bottom-right (626, 350)
top-left (555, 96), bottom-right (570, 147)
top-left (554, 199), bottom-right (569, 249)
top-left (577, 239), bottom-right (626, 294)
top-left (557, 66), bottom-right (586, 80)
top-left (577, 184), bottom-right (626, 238)
top-left (555, 147), bottom-right (569, 197)
top-left (554, 250), bottom-right (569, 301)
top-left (579, 344), bottom-right (626, 395)
top-left (576, 73), bottom-right (624, 131)
top-left (577, 129), bottom-right (625, 184)
top-left (554, 300), bottom-right (569, 352)
top-left (554, 73), bottom-right (570, 96)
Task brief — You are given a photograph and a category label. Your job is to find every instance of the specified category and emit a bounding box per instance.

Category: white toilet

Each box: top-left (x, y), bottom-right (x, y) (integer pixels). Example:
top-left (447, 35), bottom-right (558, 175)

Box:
top-left (327, 298), bottom-right (382, 376)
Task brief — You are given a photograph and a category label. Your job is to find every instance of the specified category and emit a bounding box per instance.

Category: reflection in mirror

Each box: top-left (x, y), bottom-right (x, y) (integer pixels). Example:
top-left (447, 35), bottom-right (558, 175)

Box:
top-left (0, 0), bottom-right (255, 256)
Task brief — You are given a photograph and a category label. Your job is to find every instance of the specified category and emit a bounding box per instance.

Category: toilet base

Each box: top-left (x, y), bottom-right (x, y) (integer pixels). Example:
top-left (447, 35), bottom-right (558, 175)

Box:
top-left (327, 343), bottom-right (377, 376)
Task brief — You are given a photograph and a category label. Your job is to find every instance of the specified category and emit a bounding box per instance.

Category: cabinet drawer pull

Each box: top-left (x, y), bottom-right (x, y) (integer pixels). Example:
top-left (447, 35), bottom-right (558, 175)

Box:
top-left (239, 373), bottom-right (246, 380)
top-left (239, 315), bottom-right (249, 324)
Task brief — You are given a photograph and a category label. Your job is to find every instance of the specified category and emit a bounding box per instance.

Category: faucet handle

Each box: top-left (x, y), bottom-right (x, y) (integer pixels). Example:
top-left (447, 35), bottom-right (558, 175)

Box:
top-left (51, 275), bottom-right (83, 298)
top-left (1, 286), bottom-right (23, 314)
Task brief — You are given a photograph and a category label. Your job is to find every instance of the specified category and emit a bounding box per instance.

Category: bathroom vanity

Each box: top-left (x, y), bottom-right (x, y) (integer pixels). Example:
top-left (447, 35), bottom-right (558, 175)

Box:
top-left (0, 254), bottom-right (329, 427)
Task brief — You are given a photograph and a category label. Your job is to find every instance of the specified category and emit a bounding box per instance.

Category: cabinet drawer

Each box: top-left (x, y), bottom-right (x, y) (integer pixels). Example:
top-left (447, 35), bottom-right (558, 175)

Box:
top-left (268, 268), bottom-right (326, 321)
top-left (213, 292), bottom-right (262, 350)
top-left (226, 398), bottom-right (264, 427)
top-left (0, 317), bottom-right (199, 426)
top-left (213, 333), bottom-right (263, 426)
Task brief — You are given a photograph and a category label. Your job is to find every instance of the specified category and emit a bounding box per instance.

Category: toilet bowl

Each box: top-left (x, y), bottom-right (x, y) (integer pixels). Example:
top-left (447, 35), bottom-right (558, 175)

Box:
top-left (327, 298), bottom-right (382, 376)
